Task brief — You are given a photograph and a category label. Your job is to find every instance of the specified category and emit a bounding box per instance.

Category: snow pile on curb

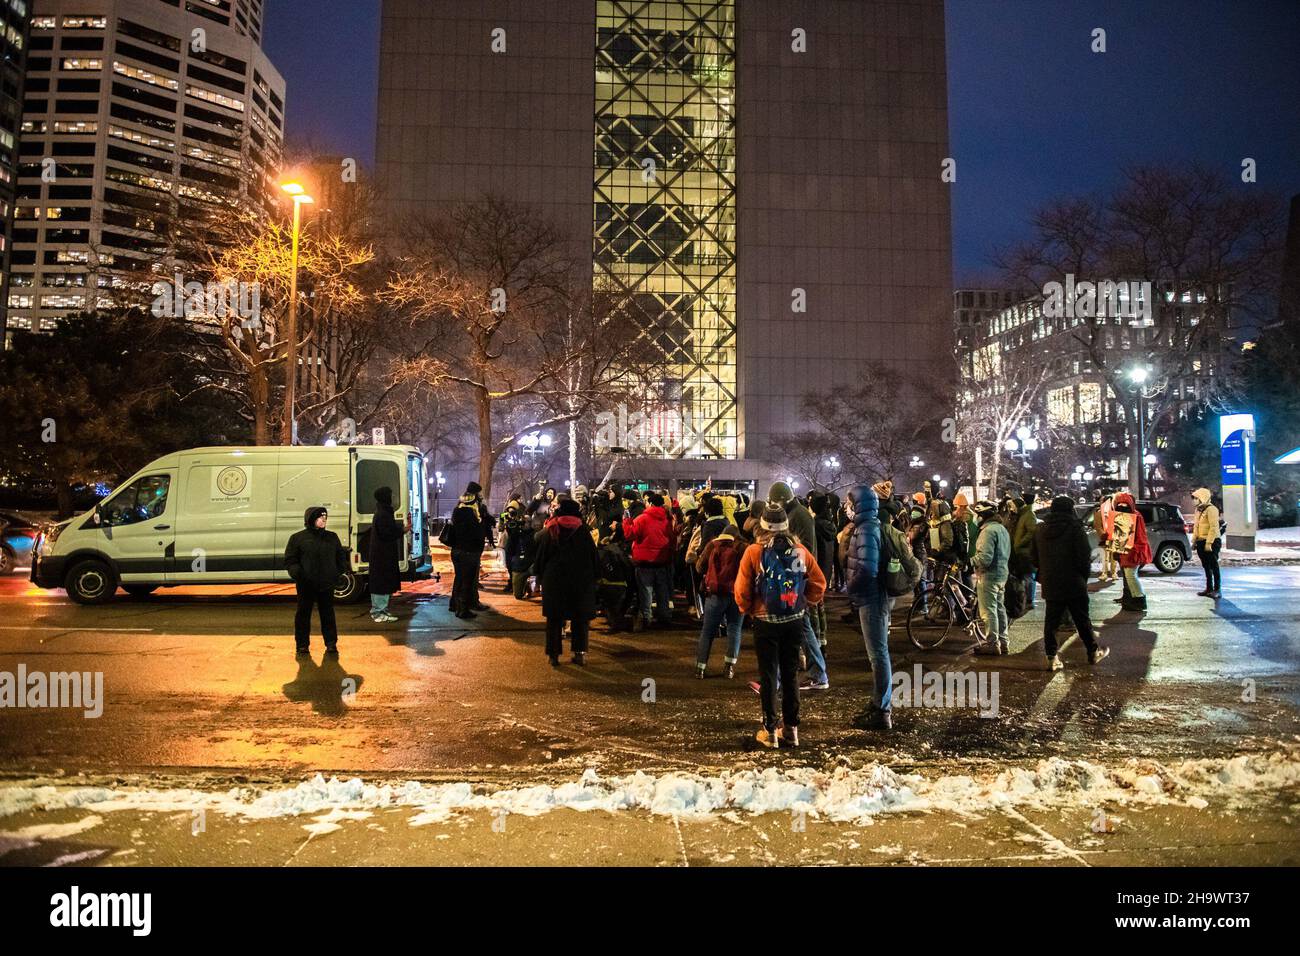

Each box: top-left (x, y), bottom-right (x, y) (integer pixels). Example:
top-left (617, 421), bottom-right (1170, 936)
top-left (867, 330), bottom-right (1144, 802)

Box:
top-left (2, 751), bottom-right (1297, 829)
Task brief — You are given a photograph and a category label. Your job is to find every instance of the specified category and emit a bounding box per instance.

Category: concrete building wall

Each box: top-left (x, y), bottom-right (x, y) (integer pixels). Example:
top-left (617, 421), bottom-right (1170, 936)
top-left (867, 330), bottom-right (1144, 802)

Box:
top-left (734, 0), bottom-right (953, 461)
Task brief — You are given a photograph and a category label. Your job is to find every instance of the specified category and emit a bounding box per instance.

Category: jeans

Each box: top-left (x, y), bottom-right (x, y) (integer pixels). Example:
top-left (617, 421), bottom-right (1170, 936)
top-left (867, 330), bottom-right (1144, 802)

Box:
top-left (1043, 594), bottom-right (1097, 658)
top-left (1196, 540), bottom-right (1221, 592)
top-left (635, 564), bottom-right (672, 624)
top-left (295, 586), bottom-right (337, 650)
top-left (857, 591), bottom-right (895, 712)
top-left (976, 574), bottom-right (1008, 641)
top-left (753, 618), bottom-right (803, 731)
top-left (801, 612), bottom-right (829, 684)
top-left (1122, 566), bottom-right (1145, 598)
top-left (1024, 572), bottom-right (1037, 608)
top-left (370, 593), bottom-right (390, 617)
top-left (545, 616), bottom-right (589, 657)
top-left (696, 593), bottom-right (743, 666)
top-left (450, 549), bottom-right (481, 613)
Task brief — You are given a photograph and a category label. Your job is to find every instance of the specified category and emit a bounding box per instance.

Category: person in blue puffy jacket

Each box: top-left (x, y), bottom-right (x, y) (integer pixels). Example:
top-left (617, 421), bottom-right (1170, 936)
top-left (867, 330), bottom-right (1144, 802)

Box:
top-left (845, 484), bottom-right (894, 731)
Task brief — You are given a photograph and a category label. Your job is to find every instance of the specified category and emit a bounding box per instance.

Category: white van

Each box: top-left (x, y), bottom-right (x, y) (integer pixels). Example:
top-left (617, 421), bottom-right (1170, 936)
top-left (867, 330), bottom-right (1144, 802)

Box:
top-left (31, 445), bottom-right (431, 604)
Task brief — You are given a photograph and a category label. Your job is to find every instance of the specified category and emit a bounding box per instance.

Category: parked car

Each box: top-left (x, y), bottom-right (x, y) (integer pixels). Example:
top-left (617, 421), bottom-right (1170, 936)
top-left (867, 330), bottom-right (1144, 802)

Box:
top-left (1036, 499), bottom-right (1191, 574)
top-left (0, 510), bottom-right (40, 574)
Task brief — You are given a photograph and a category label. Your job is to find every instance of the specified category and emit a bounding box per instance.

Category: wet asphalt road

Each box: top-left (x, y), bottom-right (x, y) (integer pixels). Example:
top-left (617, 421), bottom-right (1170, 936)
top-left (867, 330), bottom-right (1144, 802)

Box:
top-left (0, 560), bottom-right (1298, 783)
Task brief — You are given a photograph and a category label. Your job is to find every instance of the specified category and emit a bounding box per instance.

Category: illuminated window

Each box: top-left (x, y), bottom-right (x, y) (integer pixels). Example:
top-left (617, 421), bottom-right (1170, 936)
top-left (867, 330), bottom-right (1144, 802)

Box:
top-left (60, 58), bottom-right (103, 70)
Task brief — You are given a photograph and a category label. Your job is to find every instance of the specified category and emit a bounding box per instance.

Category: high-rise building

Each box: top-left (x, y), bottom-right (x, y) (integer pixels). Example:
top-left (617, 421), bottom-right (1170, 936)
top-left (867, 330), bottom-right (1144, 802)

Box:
top-left (0, 0), bottom-right (32, 330)
top-left (377, 0), bottom-right (953, 484)
top-left (7, 0), bottom-right (284, 333)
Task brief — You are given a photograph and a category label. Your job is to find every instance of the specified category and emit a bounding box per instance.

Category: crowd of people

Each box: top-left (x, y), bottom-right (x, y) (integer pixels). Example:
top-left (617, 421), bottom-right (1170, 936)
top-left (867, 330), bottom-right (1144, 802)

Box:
top-left (285, 473), bottom-right (1228, 750)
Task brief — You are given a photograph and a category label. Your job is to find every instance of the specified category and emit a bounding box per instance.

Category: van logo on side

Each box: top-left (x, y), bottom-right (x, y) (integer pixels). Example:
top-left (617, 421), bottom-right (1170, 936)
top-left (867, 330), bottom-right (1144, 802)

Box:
top-left (215, 466), bottom-right (248, 497)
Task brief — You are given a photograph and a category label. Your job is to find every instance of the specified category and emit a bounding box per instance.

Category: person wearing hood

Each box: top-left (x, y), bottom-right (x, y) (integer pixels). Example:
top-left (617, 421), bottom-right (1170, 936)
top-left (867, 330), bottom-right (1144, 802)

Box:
top-left (845, 485), bottom-right (895, 730)
top-left (1108, 492), bottom-right (1151, 612)
top-left (1031, 496), bottom-right (1109, 670)
top-left (1191, 487), bottom-right (1222, 598)
top-left (446, 483), bottom-right (491, 620)
top-left (285, 506), bottom-right (350, 656)
top-left (499, 497), bottom-right (534, 600)
top-left (623, 491), bottom-right (675, 629)
top-left (367, 486), bottom-right (408, 624)
top-left (767, 481), bottom-right (830, 692)
top-left (693, 522), bottom-right (745, 678)
top-left (533, 498), bottom-right (598, 666)
top-left (971, 499), bottom-right (1011, 654)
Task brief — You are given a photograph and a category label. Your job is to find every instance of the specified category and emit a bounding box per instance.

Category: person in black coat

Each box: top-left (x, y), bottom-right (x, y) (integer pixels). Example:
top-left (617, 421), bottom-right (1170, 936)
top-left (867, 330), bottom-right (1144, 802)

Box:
top-left (533, 498), bottom-right (598, 666)
top-left (285, 505), bottom-right (350, 656)
top-left (368, 486), bottom-right (407, 623)
top-left (1031, 495), bottom-right (1109, 670)
top-left (445, 485), bottom-right (490, 620)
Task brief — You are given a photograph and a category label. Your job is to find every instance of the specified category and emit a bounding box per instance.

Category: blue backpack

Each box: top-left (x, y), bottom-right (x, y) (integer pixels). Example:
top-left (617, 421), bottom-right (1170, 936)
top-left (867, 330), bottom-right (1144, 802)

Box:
top-left (757, 535), bottom-right (808, 617)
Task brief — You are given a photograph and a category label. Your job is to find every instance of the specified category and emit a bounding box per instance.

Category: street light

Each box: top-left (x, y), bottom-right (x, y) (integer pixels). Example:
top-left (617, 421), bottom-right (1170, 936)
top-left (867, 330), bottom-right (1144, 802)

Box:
top-left (279, 180), bottom-right (315, 445)
top-left (1127, 364), bottom-right (1153, 498)
top-left (909, 454), bottom-right (925, 469)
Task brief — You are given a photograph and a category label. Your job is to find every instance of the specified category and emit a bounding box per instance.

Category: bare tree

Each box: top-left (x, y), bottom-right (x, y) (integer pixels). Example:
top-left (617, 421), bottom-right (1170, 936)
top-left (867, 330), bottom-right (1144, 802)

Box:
top-left (957, 343), bottom-right (1049, 499)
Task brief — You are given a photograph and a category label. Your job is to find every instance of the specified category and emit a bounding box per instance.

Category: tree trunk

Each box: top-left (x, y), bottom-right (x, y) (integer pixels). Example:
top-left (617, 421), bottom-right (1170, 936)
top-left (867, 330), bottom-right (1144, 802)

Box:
top-left (56, 480), bottom-right (74, 520)
top-left (987, 443), bottom-right (1000, 500)
top-left (251, 369), bottom-right (272, 445)
top-left (476, 389), bottom-right (493, 503)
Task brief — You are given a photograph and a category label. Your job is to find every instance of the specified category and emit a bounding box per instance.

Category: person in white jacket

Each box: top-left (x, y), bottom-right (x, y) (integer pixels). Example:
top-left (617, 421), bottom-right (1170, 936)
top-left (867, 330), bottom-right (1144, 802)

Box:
top-left (1191, 487), bottom-right (1222, 598)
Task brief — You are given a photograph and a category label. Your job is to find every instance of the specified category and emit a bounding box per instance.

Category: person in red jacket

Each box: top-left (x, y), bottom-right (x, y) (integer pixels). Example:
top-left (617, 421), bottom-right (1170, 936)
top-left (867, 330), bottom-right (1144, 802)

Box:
top-left (693, 524), bottom-right (744, 678)
top-left (623, 491), bottom-right (676, 629)
top-left (1110, 492), bottom-right (1152, 612)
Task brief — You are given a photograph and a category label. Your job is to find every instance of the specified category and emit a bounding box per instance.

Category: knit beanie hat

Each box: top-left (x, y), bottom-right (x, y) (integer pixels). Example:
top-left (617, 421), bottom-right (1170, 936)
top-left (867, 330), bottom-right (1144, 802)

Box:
top-left (760, 503), bottom-right (789, 532)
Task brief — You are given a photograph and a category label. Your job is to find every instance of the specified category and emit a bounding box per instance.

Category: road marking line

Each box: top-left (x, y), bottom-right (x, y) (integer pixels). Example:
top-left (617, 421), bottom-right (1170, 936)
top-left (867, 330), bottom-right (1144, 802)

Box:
top-left (0, 626), bottom-right (154, 632)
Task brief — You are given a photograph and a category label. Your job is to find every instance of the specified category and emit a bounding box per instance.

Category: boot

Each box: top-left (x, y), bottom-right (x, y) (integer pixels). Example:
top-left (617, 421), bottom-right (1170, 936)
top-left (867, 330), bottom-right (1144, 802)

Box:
top-left (548, 654), bottom-right (560, 667)
top-left (695, 663), bottom-right (707, 679)
top-left (572, 651), bottom-right (587, 666)
top-left (1047, 655), bottom-right (1064, 671)
top-left (1121, 596), bottom-right (1147, 612)
top-left (755, 726), bottom-right (780, 749)
top-left (780, 725), bottom-right (799, 747)
top-left (723, 662), bottom-right (736, 680)
top-left (1088, 645), bottom-right (1110, 665)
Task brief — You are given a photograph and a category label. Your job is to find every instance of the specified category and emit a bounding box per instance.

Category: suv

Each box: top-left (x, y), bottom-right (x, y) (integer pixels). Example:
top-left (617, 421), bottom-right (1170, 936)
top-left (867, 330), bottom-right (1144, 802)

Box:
top-left (1035, 500), bottom-right (1192, 574)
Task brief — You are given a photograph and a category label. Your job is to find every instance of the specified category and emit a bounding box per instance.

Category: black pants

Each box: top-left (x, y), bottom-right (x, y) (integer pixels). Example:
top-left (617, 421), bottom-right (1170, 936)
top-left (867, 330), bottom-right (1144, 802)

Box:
top-left (754, 618), bottom-right (803, 731)
top-left (545, 616), bottom-right (590, 657)
top-left (449, 548), bottom-right (481, 614)
top-left (295, 585), bottom-right (337, 650)
top-left (1196, 540), bottom-right (1222, 591)
top-left (1043, 594), bottom-right (1096, 658)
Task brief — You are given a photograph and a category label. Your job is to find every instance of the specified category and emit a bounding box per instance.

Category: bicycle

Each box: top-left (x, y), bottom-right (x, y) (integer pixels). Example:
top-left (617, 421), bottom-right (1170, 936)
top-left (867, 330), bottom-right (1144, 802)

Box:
top-left (906, 558), bottom-right (989, 649)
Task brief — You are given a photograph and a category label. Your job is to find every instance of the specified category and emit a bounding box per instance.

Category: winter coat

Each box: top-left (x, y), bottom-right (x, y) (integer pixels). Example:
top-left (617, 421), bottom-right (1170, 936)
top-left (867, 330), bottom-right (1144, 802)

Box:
top-left (1011, 502), bottom-right (1039, 575)
top-left (696, 530), bottom-right (743, 598)
top-left (1192, 488), bottom-right (1221, 546)
top-left (1030, 510), bottom-right (1091, 601)
top-left (445, 497), bottom-right (489, 553)
top-left (500, 506), bottom-right (534, 572)
top-left (782, 499), bottom-right (818, 555)
top-left (951, 512), bottom-right (971, 565)
top-left (533, 515), bottom-right (598, 620)
top-left (844, 484), bottom-right (884, 602)
top-left (972, 517), bottom-right (1011, 584)
top-left (813, 508), bottom-right (837, 579)
top-left (927, 501), bottom-right (956, 561)
top-left (285, 507), bottom-right (350, 591)
top-left (623, 505), bottom-right (674, 566)
top-left (733, 538), bottom-right (826, 622)
top-left (1110, 493), bottom-right (1152, 568)
top-left (367, 498), bottom-right (404, 596)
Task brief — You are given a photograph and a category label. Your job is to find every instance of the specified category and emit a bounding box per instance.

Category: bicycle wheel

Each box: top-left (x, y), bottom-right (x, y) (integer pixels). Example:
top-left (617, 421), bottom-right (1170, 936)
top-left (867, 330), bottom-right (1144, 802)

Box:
top-left (907, 586), bottom-right (954, 649)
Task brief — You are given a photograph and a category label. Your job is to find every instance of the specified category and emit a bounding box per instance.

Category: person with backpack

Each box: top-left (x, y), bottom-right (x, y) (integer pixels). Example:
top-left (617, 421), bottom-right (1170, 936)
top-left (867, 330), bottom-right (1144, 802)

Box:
top-left (1031, 495), bottom-right (1110, 670)
top-left (693, 523), bottom-right (745, 678)
top-left (971, 499), bottom-right (1011, 654)
top-left (846, 484), bottom-right (917, 731)
top-left (623, 491), bottom-right (675, 629)
top-left (1109, 492), bottom-right (1151, 612)
top-left (534, 498), bottom-right (599, 666)
top-left (1191, 487), bottom-right (1222, 599)
top-left (285, 506), bottom-right (350, 656)
top-left (734, 504), bottom-right (827, 748)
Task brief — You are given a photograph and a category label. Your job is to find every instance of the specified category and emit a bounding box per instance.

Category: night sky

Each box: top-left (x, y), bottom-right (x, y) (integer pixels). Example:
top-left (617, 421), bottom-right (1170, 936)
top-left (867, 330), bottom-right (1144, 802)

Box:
top-left (263, 0), bottom-right (1300, 282)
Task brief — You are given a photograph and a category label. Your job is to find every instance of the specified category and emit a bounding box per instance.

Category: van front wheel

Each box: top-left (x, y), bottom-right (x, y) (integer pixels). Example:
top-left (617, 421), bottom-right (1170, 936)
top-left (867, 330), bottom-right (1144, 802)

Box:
top-left (334, 571), bottom-right (366, 604)
top-left (66, 559), bottom-right (118, 605)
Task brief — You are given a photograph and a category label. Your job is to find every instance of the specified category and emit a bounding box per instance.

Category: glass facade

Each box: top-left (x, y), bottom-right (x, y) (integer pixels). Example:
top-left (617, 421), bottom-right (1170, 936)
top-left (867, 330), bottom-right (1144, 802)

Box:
top-left (594, 0), bottom-right (737, 458)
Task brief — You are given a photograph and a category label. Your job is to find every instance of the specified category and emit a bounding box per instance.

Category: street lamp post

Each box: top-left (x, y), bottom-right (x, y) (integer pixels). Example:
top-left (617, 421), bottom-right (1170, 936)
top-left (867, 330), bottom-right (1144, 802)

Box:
top-left (1128, 365), bottom-right (1152, 499)
top-left (279, 181), bottom-right (314, 445)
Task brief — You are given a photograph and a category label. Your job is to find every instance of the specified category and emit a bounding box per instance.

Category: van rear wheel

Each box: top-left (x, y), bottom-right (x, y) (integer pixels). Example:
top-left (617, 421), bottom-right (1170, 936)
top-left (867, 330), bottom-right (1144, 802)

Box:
top-left (66, 559), bottom-right (118, 605)
top-left (334, 571), bottom-right (366, 603)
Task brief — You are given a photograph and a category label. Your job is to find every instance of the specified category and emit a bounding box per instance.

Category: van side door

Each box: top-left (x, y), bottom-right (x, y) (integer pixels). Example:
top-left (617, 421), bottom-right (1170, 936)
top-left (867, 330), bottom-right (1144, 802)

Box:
top-left (95, 472), bottom-right (176, 582)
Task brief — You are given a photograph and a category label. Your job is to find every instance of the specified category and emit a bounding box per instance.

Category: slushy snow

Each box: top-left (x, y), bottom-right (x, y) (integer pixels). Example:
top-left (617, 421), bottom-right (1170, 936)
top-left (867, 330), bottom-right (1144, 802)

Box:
top-left (1, 751), bottom-right (1297, 833)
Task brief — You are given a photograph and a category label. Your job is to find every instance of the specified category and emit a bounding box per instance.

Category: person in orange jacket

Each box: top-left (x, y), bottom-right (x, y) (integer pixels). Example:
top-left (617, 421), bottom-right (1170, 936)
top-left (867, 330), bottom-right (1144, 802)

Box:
top-left (734, 504), bottom-right (827, 749)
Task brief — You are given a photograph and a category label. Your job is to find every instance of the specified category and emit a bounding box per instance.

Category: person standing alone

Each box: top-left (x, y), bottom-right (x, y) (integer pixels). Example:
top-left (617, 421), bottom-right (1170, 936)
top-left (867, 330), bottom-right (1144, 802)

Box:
top-left (1031, 496), bottom-right (1109, 670)
top-left (447, 483), bottom-right (491, 620)
top-left (367, 486), bottom-right (407, 623)
top-left (1191, 487), bottom-right (1222, 599)
top-left (534, 498), bottom-right (599, 666)
top-left (285, 506), bottom-right (350, 656)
